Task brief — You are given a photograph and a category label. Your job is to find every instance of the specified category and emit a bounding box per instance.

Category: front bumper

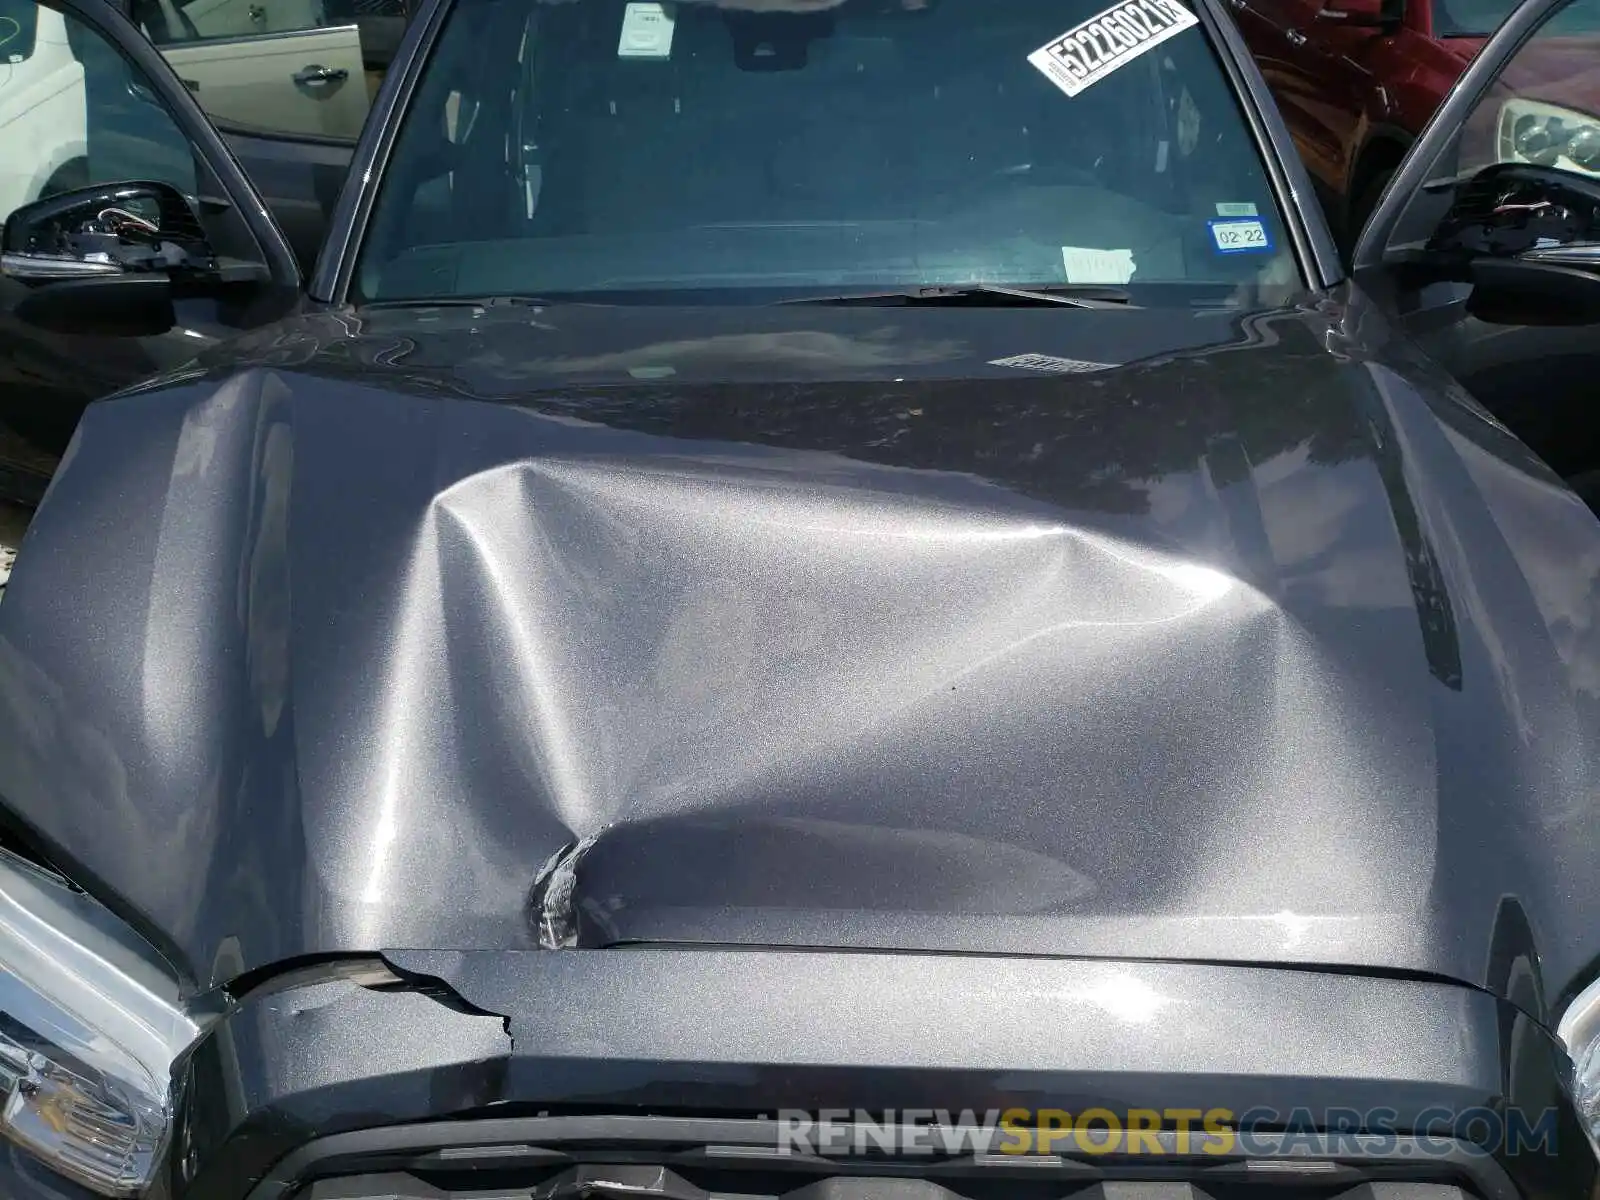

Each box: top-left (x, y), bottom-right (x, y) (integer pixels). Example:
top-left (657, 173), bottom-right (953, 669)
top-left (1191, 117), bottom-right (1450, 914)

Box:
top-left (9, 952), bottom-right (1597, 1200)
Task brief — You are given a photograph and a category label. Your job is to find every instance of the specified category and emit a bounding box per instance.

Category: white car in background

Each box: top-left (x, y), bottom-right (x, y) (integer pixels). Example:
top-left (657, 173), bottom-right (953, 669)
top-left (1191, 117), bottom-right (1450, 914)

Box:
top-left (0, 4), bottom-right (86, 223)
top-left (130, 0), bottom-right (370, 138)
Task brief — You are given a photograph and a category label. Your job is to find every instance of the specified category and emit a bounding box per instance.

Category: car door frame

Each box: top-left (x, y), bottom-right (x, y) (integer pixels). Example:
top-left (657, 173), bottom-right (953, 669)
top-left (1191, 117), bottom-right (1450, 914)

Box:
top-left (1350, 0), bottom-right (1564, 274)
top-left (303, 0), bottom-right (444, 301)
top-left (96, 0), bottom-right (371, 273)
top-left (213, 119), bottom-right (362, 273)
top-left (39, 0), bottom-right (302, 288)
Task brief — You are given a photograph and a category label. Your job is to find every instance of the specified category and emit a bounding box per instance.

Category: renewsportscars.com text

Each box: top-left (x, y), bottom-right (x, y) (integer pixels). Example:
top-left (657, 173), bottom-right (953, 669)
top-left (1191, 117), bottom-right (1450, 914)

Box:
top-left (775, 1107), bottom-right (1562, 1157)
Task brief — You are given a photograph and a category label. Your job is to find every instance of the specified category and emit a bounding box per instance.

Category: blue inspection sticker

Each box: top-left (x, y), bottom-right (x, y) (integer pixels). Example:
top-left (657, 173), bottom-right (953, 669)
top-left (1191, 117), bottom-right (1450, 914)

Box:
top-left (1207, 217), bottom-right (1274, 255)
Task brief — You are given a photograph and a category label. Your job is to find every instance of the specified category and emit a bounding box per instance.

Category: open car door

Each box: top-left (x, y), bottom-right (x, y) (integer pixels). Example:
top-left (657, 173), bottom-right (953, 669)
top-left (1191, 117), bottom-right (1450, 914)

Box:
top-left (114, 0), bottom-right (396, 269)
top-left (154, 26), bottom-right (368, 139)
top-left (1350, 0), bottom-right (1600, 506)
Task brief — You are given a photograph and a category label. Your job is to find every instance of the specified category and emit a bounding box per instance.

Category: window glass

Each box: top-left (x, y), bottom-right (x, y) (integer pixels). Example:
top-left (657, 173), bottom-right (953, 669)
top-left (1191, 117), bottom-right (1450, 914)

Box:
top-left (1472, 0), bottom-right (1600, 178)
top-left (133, 0), bottom-right (388, 140)
top-left (359, 0), bottom-right (1300, 306)
top-left (136, 0), bottom-right (336, 42)
top-left (1431, 0), bottom-right (1516, 37)
top-left (0, 0), bottom-right (39, 62)
top-left (1382, 0), bottom-right (1600, 257)
top-left (1433, 0), bottom-right (1598, 42)
top-left (0, 2), bottom-right (196, 230)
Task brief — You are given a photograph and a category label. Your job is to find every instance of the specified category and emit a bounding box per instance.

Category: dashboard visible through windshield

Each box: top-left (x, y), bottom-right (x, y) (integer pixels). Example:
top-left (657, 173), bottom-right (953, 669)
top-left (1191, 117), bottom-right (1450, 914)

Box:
top-left (357, 0), bottom-right (1298, 304)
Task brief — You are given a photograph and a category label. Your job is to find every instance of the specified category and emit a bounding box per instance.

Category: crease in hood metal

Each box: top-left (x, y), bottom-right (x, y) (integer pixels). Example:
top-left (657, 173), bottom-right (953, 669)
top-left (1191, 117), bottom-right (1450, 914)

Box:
top-left (0, 294), bottom-right (1595, 1014)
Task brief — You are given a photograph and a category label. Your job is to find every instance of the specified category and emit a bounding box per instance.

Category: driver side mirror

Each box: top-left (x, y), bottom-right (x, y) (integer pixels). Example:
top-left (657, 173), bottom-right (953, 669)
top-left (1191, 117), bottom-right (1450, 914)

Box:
top-left (1, 181), bottom-right (222, 337)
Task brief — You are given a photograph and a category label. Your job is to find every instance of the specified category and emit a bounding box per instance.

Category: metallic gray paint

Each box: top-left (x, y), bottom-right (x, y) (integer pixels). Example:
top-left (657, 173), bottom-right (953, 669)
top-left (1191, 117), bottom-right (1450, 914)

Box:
top-left (0, 287), bottom-right (1595, 1013)
top-left (175, 951), bottom-right (1552, 1200)
top-left (390, 949), bottom-right (1503, 1096)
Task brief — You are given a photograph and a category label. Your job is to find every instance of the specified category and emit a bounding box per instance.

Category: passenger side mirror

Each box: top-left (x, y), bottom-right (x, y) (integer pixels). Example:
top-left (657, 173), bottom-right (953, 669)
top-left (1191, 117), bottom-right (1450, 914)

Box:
top-left (1315, 0), bottom-right (1398, 28)
top-left (1, 181), bottom-right (259, 337)
top-left (1421, 162), bottom-right (1600, 324)
top-left (1465, 256), bottom-right (1600, 324)
top-left (1427, 163), bottom-right (1600, 260)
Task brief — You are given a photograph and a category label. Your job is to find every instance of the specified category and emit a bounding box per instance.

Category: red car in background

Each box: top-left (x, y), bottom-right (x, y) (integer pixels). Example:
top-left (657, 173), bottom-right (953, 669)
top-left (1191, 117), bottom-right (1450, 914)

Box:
top-left (1230, 0), bottom-right (1600, 244)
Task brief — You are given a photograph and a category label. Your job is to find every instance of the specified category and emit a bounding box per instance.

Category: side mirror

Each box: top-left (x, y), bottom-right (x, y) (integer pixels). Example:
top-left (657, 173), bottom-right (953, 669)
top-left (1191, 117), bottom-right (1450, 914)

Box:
top-left (10, 275), bottom-right (179, 339)
top-left (1466, 256), bottom-right (1600, 325)
top-left (1428, 162), bottom-right (1600, 259)
top-left (1, 181), bottom-right (217, 337)
top-left (1316, 0), bottom-right (1396, 26)
top-left (1424, 163), bottom-right (1600, 325)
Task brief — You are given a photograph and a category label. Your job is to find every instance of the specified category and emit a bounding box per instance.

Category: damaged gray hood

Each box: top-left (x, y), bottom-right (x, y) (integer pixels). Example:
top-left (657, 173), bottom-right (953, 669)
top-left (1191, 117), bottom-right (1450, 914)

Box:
top-left (0, 293), bottom-right (1597, 1013)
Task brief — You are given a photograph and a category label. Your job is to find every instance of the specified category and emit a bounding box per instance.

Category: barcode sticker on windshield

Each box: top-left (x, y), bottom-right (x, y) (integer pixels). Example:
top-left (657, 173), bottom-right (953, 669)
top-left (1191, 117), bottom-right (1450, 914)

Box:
top-left (1027, 0), bottom-right (1200, 99)
top-left (1208, 217), bottom-right (1273, 254)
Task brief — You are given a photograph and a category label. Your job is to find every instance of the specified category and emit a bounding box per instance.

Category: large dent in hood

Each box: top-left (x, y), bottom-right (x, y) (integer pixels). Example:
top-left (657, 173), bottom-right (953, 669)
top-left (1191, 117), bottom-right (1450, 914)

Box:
top-left (349, 453), bottom-right (1425, 963)
top-left (0, 299), bottom-right (1595, 1010)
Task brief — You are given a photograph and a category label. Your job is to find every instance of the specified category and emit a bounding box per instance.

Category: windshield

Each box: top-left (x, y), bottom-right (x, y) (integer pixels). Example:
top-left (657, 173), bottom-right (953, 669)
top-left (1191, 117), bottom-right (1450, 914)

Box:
top-left (357, 0), bottom-right (1299, 305)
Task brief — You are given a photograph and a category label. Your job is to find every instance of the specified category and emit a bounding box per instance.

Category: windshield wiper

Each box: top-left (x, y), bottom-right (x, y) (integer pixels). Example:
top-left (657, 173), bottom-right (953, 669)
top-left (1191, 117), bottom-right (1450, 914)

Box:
top-left (360, 295), bottom-right (555, 309)
top-left (779, 283), bottom-right (1136, 309)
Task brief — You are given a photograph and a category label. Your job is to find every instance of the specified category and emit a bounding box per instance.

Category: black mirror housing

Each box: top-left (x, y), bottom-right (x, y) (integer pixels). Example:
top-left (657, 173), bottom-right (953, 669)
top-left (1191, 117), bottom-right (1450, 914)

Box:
top-left (1466, 257), bottom-right (1600, 325)
top-left (1409, 162), bottom-right (1600, 326)
top-left (2, 181), bottom-right (218, 284)
top-left (1428, 163), bottom-right (1600, 262)
top-left (0, 182), bottom-right (227, 338)
top-left (13, 275), bottom-right (179, 339)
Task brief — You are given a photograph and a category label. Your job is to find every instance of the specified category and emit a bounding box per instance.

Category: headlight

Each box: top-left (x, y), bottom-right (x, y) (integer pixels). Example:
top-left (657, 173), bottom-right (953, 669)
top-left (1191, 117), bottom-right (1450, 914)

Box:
top-left (1558, 974), bottom-right (1600, 1153)
top-left (0, 848), bottom-right (202, 1195)
top-left (1497, 97), bottom-right (1600, 178)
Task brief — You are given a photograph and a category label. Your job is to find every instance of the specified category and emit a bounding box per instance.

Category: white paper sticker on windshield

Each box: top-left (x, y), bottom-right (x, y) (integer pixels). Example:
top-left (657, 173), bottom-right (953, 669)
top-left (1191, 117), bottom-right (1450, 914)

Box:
top-left (1062, 246), bottom-right (1136, 283)
top-left (990, 354), bottom-right (1117, 374)
top-left (1027, 0), bottom-right (1200, 99)
top-left (618, 1), bottom-right (675, 58)
top-left (1215, 201), bottom-right (1258, 216)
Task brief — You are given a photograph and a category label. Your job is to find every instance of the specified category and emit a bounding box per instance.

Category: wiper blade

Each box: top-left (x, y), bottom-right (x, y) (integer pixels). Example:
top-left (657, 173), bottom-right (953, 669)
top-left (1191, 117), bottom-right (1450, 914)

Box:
top-left (779, 283), bottom-right (1136, 308)
top-left (360, 295), bottom-right (554, 310)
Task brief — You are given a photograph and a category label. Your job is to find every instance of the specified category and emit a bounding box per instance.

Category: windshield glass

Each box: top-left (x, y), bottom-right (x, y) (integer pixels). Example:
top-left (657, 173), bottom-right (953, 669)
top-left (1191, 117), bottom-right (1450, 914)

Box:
top-left (357, 0), bottom-right (1298, 305)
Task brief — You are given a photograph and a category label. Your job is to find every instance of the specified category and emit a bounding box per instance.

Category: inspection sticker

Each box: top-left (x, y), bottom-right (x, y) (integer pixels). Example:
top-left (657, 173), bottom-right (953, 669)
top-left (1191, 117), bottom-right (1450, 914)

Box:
top-left (1027, 0), bottom-right (1200, 99)
top-left (618, 1), bottom-right (675, 59)
top-left (1208, 217), bottom-right (1273, 254)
